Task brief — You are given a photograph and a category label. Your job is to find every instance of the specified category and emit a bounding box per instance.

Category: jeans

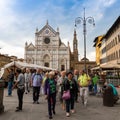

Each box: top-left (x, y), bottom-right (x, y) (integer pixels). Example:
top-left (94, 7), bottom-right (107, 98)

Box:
top-left (65, 94), bottom-right (75, 113)
top-left (94, 84), bottom-right (98, 94)
top-left (25, 82), bottom-right (30, 93)
top-left (33, 86), bottom-right (40, 102)
top-left (8, 81), bottom-right (13, 95)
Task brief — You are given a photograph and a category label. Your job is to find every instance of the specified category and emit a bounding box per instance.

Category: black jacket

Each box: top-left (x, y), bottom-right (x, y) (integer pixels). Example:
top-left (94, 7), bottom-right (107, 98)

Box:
top-left (63, 78), bottom-right (78, 96)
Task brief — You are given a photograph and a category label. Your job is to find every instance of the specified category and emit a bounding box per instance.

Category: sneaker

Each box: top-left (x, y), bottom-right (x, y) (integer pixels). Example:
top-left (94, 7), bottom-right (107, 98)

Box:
top-left (15, 109), bottom-right (22, 112)
top-left (84, 102), bottom-right (87, 107)
top-left (16, 107), bottom-right (19, 109)
top-left (71, 109), bottom-right (75, 113)
top-left (6, 95), bottom-right (12, 97)
top-left (53, 110), bottom-right (56, 115)
top-left (76, 100), bottom-right (79, 103)
top-left (36, 101), bottom-right (40, 104)
top-left (33, 101), bottom-right (36, 104)
top-left (66, 112), bottom-right (70, 117)
top-left (49, 116), bottom-right (53, 119)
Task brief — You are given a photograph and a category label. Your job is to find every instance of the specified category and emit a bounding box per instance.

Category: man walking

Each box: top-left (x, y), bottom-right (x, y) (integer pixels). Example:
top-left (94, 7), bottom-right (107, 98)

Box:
top-left (78, 70), bottom-right (90, 107)
top-left (7, 68), bottom-right (14, 96)
top-left (13, 69), bottom-right (25, 112)
top-left (24, 68), bottom-right (31, 94)
top-left (31, 68), bottom-right (43, 104)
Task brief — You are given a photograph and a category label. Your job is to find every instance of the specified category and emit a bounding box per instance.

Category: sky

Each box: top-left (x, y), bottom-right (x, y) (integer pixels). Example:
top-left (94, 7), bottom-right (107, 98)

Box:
top-left (0, 0), bottom-right (120, 61)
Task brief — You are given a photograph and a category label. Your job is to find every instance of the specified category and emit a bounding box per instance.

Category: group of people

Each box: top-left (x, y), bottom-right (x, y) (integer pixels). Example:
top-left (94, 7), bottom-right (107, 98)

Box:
top-left (6, 67), bottom-right (119, 119)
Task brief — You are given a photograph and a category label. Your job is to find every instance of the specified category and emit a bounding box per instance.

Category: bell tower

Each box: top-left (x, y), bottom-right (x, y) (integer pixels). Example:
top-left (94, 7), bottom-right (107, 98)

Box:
top-left (73, 29), bottom-right (78, 62)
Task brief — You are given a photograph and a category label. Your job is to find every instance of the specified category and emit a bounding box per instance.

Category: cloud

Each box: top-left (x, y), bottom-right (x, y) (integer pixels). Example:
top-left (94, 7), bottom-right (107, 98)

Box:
top-left (0, 40), bottom-right (24, 57)
top-left (99, 0), bottom-right (116, 7)
top-left (0, 0), bottom-right (118, 60)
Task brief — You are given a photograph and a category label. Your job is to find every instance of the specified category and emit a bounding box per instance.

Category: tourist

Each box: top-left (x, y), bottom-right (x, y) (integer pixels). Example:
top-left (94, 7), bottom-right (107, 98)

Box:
top-left (63, 71), bottom-right (78, 117)
top-left (7, 68), bottom-right (14, 96)
top-left (31, 68), bottom-right (43, 104)
top-left (78, 70), bottom-right (90, 107)
top-left (92, 73), bottom-right (99, 95)
top-left (24, 68), bottom-right (31, 94)
top-left (12, 69), bottom-right (25, 112)
top-left (73, 69), bottom-right (79, 102)
top-left (57, 70), bottom-right (66, 110)
top-left (44, 71), bottom-right (57, 119)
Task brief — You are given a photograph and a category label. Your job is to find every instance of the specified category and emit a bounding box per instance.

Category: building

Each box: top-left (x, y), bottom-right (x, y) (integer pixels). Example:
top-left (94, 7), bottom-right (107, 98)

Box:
top-left (0, 53), bottom-right (24, 69)
top-left (24, 21), bottom-right (96, 71)
top-left (74, 57), bottom-right (96, 72)
top-left (100, 16), bottom-right (120, 66)
top-left (102, 16), bottom-right (120, 66)
top-left (93, 16), bottom-right (120, 68)
top-left (93, 35), bottom-right (104, 66)
top-left (70, 29), bottom-right (79, 70)
top-left (24, 21), bottom-right (70, 71)
top-left (70, 30), bottom-right (96, 71)
top-left (0, 54), bottom-right (11, 69)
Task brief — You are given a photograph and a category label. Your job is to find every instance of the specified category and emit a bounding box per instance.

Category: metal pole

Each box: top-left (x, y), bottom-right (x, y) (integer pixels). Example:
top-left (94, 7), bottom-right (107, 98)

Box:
top-left (75, 8), bottom-right (95, 72)
top-left (83, 8), bottom-right (86, 71)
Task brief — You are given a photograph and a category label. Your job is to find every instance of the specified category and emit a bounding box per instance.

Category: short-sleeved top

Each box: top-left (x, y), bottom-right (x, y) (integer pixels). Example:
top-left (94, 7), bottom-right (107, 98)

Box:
top-left (78, 74), bottom-right (90, 87)
top-left (32, 74), bottom-right (43, 87)
top-left (17, 73), bottom-right (25, 87)
top-left (24, 73), bottom-right (31, 83)
top-left (92, 75), bottom-right (99, 85)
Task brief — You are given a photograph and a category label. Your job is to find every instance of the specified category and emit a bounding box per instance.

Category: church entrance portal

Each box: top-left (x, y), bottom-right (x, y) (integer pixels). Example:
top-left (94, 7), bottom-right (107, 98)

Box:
top-left (43, 54), bottom-right (50, 67)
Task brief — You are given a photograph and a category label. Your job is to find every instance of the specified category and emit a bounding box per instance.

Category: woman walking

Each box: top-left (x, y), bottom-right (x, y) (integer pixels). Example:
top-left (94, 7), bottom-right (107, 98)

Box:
top-left (63, 71), bottom-right (78, 117)
top-left (44, 71), bottom-right (57, 119)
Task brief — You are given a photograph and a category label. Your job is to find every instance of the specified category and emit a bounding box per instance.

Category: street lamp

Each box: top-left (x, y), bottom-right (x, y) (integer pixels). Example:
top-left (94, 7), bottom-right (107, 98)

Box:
top-left (75, 8), bottom-right (95, 71)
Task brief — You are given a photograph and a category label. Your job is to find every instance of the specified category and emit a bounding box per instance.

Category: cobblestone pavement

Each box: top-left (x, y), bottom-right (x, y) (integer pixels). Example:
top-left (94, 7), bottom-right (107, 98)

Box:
top-left (0, 88), bottom-right (120, 120)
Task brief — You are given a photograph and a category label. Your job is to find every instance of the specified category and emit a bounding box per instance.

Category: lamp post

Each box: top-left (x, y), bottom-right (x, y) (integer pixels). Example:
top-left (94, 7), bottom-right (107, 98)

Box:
top-left (75, 8), bottom-right (95, 71)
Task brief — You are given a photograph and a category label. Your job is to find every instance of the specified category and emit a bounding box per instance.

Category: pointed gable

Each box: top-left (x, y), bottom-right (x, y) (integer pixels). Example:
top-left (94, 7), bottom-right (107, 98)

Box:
top-left (60, 43), bottom-right (67, 48)
top-left (27, 43), bottom-right (35, 50)
top-left (36, 22), bottom-right (57, 37)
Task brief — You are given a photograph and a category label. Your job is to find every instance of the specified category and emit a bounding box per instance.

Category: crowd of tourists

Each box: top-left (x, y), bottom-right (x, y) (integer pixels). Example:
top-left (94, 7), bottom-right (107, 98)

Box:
top-left (6, 67), bottom-right (119, 119)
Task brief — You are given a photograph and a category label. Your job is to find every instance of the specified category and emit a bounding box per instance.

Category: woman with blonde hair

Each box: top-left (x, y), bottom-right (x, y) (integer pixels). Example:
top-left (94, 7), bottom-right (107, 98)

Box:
top-left (44, 71), bottom-right (57, 119)
top-left (57, 70), bottom-right (66, 110)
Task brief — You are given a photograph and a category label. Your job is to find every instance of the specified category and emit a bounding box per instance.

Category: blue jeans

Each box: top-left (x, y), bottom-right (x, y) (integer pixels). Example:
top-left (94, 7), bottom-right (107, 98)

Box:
top-left (94, 84), bottom-right (97, 94)
top-left (8, 81), bottom-right (13, 95)
top-left (65, 94), bottom-right (75, 113)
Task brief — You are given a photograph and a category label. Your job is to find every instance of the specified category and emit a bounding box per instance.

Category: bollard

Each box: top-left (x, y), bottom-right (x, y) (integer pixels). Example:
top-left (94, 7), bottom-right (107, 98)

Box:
top-left (0, 80), bottom-right (5, 113)
top-left (103, 86), bottom-right (114, 107)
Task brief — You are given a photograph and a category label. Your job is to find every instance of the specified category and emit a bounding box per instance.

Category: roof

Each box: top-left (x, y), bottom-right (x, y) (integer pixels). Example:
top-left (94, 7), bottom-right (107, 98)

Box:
top-left (104, 16), bottom-right (120, 39)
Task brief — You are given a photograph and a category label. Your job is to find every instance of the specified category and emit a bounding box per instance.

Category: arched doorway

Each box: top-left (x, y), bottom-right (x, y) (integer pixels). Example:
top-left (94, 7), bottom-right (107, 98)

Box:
top-left (61, 59), bottom-right (65, 71)
top-left (43, 54), bottom-right (50, 67)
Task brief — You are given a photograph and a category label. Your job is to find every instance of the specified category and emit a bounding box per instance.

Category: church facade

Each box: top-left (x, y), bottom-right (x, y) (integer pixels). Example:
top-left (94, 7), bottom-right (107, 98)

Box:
top-left (24, 21), bottom-right (96, 71)
top-left (24, 21), bottom-right (72, 71)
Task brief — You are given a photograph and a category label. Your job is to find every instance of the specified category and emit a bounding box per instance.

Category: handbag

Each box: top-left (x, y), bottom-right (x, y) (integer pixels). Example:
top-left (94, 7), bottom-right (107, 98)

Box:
top-left (62, 90), bottom-right (70, 100)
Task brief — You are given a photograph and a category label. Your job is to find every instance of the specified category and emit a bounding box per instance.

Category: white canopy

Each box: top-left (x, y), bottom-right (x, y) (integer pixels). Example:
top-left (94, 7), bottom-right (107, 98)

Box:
top-left (3, 61), bottom-right (56, 70)
top-left (100, 63), bottom-right (120, 69)
top-left (0, 61), bottom-right (56, 79)
top-left (91, 63), bottom-right (120, 71)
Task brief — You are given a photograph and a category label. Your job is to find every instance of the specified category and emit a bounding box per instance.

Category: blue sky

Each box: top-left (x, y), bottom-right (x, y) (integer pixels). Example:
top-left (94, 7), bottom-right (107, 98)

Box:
top-left (0, 0), bottom-right (120, 60)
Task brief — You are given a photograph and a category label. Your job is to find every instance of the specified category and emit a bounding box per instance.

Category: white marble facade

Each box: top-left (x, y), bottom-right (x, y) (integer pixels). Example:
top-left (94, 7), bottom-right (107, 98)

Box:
top-left (24, 21), bottom-right (70, 71)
